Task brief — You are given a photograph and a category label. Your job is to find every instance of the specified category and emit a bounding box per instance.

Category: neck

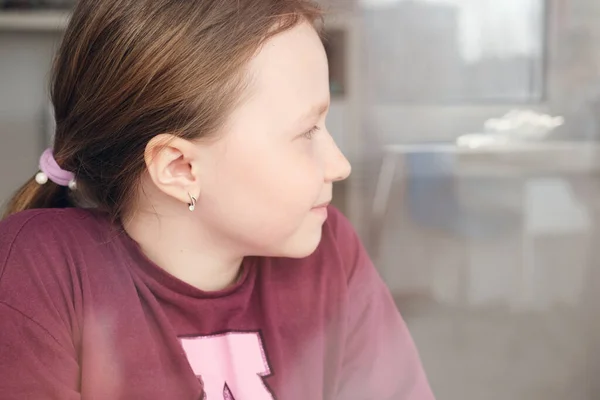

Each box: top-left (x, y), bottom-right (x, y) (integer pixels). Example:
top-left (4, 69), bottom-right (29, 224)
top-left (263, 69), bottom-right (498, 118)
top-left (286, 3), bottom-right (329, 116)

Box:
top-left (123, 208), bottom-right (244, 292)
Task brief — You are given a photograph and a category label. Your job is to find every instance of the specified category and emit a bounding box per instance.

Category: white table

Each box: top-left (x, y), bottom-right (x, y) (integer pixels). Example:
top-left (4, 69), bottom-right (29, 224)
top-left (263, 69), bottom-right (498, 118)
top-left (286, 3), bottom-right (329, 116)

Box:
top-left (371, 141), bottom-right (600, 309)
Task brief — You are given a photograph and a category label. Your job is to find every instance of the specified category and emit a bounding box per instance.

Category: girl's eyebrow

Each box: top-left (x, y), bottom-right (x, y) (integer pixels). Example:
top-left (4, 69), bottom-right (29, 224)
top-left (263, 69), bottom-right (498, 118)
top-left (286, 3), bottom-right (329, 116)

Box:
top-left (295, 101), bottom-right (330, 125)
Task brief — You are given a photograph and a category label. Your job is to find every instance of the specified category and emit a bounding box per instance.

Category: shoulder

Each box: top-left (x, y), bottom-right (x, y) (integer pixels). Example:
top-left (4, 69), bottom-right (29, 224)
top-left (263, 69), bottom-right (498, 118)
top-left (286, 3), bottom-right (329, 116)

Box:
top-left (320, 205), bottom-right (359, 254)
top-left (1, 207), bottom-right (113, 249)
top-left (316, 205), bottom-right (371, 284)
top-left (321, 205), bottom-right (352, 236)
top-left (0, 208), bottom-right (115, 299)
top-left (1, 207), bottom-right (108, 231)
top-left (263, 206), bottom-right (368, 285)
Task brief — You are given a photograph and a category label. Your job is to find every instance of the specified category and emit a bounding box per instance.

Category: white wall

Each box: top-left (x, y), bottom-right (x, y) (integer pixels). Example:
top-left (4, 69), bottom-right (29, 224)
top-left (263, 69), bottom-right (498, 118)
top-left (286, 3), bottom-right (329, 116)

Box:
top-left (0, 31), bottom-right (61, 205)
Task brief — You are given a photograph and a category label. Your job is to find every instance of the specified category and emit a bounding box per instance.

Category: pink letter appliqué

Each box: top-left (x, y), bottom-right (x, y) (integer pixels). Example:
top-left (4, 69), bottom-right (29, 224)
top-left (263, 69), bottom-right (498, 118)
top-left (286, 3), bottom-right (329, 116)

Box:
top-left (180, 332), bottom-right (275, 399)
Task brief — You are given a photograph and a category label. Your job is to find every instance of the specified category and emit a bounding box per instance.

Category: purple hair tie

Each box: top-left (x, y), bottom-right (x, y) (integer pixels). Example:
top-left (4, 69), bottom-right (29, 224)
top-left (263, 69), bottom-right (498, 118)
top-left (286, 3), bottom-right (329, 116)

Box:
top-left (35, 148), bottom-right (77, 190)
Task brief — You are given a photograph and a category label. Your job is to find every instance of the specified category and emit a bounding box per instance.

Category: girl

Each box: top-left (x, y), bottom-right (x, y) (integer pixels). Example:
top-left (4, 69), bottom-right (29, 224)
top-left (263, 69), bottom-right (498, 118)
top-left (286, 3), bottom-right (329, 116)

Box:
top-left (0, 0), bottom-right (434, 399)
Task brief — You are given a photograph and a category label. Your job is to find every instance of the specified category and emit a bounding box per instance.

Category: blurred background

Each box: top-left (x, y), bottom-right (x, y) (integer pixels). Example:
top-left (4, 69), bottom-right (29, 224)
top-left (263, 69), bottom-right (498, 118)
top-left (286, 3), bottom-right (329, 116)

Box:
top-left (1, 0), bottom-right (600, 398)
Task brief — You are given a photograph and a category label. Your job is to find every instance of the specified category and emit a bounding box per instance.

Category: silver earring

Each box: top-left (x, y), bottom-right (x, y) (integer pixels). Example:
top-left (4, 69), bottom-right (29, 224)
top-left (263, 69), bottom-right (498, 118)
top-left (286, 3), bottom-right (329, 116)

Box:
top-left (188, 193), bottom-right (197, 212)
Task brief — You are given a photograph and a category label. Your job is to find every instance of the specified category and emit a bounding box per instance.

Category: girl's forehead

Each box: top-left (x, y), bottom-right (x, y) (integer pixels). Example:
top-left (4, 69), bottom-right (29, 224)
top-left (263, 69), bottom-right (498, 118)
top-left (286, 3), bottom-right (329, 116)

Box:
top-left (240, 22), bottom-right (330, 120)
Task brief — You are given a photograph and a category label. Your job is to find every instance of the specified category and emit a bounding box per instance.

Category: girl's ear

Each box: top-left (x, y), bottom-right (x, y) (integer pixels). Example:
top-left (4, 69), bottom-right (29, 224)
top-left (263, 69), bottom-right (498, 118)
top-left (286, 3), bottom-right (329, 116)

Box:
top-left (144, 134), bottom-right (202, 204)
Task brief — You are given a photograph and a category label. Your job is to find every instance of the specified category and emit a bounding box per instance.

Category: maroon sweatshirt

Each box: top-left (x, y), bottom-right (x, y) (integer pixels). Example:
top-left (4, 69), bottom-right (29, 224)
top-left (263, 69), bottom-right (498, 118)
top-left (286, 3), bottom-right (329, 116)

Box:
top-left (0, 206), bottom-right (434, 399)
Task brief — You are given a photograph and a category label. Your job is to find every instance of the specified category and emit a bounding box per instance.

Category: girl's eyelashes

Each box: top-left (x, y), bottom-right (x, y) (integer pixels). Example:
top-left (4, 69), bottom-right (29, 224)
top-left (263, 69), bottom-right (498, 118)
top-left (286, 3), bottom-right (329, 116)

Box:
top-left (301, 126), bottom-right (320, 140)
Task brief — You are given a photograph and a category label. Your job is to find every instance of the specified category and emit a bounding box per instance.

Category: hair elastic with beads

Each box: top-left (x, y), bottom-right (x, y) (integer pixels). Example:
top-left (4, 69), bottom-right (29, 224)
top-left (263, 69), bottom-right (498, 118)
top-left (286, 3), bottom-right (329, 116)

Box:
top-left (35, 148), bottom-right (77, 190)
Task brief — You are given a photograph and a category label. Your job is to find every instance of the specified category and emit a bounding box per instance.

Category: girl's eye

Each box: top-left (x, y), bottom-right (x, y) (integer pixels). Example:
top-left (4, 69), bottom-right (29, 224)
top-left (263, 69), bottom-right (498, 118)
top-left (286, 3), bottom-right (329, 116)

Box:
top-left (302, 126), bottom-right (321, 140)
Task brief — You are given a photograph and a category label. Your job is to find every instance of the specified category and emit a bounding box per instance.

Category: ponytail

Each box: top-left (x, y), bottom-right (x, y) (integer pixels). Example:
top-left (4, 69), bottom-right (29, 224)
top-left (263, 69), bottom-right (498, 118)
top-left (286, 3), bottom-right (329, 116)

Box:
top-left (2, 175), bottom-right (73, 220)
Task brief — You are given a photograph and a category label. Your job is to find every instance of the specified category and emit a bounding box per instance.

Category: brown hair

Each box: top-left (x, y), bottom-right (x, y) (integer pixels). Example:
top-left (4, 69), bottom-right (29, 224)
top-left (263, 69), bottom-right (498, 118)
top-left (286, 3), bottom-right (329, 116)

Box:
top-left (3, 0), bottom-right (322, 222)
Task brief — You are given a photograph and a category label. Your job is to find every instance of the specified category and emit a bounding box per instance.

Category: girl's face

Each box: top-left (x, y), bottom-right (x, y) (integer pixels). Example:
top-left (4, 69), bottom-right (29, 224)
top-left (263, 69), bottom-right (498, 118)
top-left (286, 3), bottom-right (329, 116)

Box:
top-left (193, 21), bottom-right (351, 258)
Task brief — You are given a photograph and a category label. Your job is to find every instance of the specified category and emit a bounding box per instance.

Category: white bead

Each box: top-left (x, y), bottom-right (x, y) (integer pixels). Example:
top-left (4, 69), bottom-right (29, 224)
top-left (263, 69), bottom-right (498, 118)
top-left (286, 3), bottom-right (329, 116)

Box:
top-left (188, 204), bottom-right (195, 212)
top-left (35, 172), bottom-right (48, 185)
top-left (68, 180), bottom-right (77, 190)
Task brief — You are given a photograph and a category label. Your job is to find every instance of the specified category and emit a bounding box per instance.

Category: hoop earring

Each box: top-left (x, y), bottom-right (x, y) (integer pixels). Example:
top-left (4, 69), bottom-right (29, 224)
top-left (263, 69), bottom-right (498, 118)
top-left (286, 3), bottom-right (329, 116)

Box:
top-left (188, 194), bottom-right (197, 212)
